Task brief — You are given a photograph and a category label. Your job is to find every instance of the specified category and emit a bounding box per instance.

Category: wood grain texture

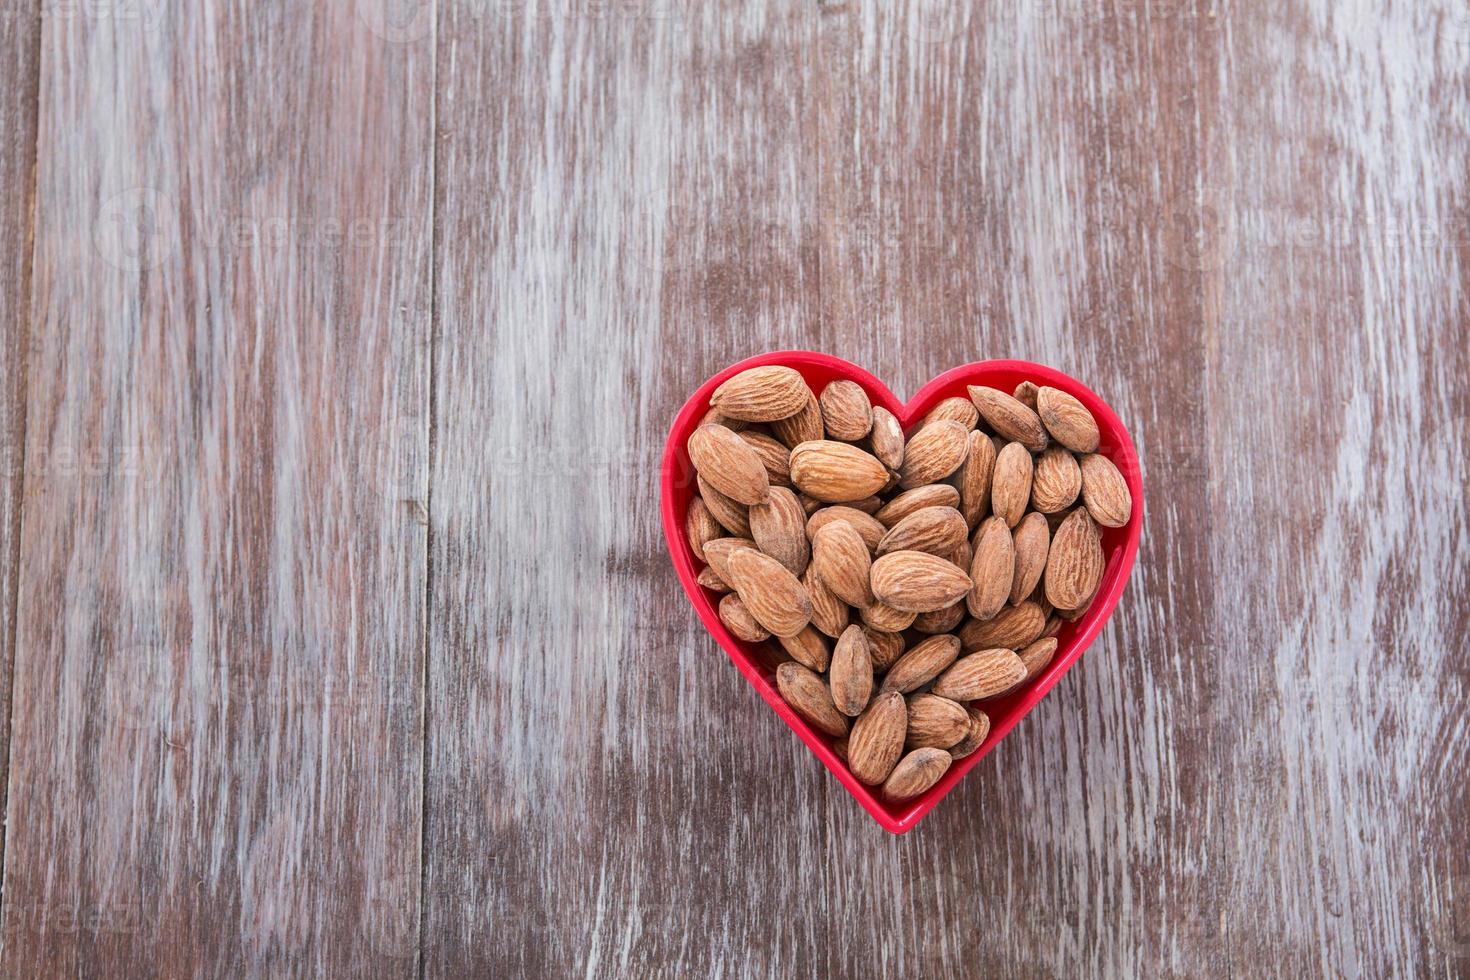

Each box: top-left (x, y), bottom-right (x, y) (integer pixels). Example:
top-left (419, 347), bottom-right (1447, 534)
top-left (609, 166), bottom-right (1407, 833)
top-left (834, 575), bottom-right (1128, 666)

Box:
top-left (0, 4), bottom-right (434, 976)
top-left (0, 0), bottom-right (40, 872)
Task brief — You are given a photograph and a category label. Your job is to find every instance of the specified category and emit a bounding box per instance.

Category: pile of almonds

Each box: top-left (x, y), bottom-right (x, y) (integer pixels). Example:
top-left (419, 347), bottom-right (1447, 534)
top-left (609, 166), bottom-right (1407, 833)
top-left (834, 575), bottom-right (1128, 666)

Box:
top-left (684, 365), bottom-right (1132, 803)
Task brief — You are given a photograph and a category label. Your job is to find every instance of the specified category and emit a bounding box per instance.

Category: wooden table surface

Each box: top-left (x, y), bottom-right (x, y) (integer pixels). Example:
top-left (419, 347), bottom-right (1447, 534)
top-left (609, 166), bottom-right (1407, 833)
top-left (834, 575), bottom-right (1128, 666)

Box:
top-left (1, 2), bottom-right (1467, 977)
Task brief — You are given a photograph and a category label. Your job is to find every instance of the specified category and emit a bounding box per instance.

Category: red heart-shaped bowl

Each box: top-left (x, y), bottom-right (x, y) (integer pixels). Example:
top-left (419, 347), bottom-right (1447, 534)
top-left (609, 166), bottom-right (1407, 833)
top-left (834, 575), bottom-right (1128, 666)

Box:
top-left (660, 352), bottom-right (1144, 833)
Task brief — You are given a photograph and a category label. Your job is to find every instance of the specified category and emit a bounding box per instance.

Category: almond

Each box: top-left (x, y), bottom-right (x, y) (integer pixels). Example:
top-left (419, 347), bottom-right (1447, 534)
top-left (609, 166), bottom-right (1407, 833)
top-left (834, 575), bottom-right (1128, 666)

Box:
top-left (905, 694), bottom-right (970, 749)
top-left (819, 380), bottom-right (873, 440)
top-left (726, 547), bottom-right (812, 638)
top-left (920, 396), bottom-right (979, 430)
top-left (990, 442), bottom-right (1034, 528)
top-left (881, 634), bottom-right (961, 693)
top-left (863, 628), bottom-right (906, 671)
top-left (869, 406), bottom-right (906, 469)
top-left (953, 430), bottom-right (996, 529)
top-left (947, 707), bottom-right (992, 759)
top-left (966, 516), bottom-right (1014, 621)
top-left (874, 484), bottom-right (960, 527)
top-left (858, 600), bottom-right (917, 633)
top-left (1011, 381), bottom-right (1039, 410)
top-left (847, 691), bottom-right (907, 784)
top-left (700, 406), bottom-right (749, 432)
top-left (702, 537), bottom-right (757, 584)
top-left (967, 385), bottom-right (1048, 451)
top-left (1031, 446), bottom-right (1082, 514)
top-left (737, 430), bottom-right (792, 486)
top-left (789, 441), bottom-right (890, 502)
top-left (697, 475), bottom-right (751, 537)
top-left (1044, 508), bottom-right (1104, 611)
top-left (1009, 512), bottom-right (1051, 605)
top-left (844, 495), bottom-right (885, 515)
top-left (1078, 453), bottom-right (1132, 528)
top-left (829, 626), bottom-right (874, 716)
top-left (798, 492), bottom-right (823, 516)
top-left (1036, 386), bottom-right (1100, 453)
top-left (949, 539), bottom-right (972, 573)
top-left (959, 601), bottom-right (1046, 651)
top-left (771, 394), bottom-right (825, 448)
top-left (685, 497), bottom-right (722, 562)
top-left (810, 521), bottom-right (874, 607)
top-left (1042, 614), bottom-right (1064, 638)
top-left (806, 506), bottom-right (886, 552)
top-left (688, 424), bottom-right (770, 506)
top-left (778, 626), bottom-right (830, 672)
top-left (931, 648), bottom-right (1027, 701)
top-left (877, 506), bottom-right (969, 557)
top-left (882, 747), bottom-right (951, 801)
top-left (711, 366), bottom-right (811, 422)
top-left (696, 567), bottom-right (732, 594)
top-left (911, 601), bottom-right (966, 635)
top-left (775, 662), bottom-right (849, 738)
top-left (749, 486), bottom-right (810, 576)
top-left (898, 420), bottom-right (970, 489)
top-left (1017, 636), bottom-right (1058, 683)
top-left (803, 565), bottom-right (849, 638)
top-left (718, 594), bottom-right (771, 642)
top-left (870, 551), bottom-right (973, 613)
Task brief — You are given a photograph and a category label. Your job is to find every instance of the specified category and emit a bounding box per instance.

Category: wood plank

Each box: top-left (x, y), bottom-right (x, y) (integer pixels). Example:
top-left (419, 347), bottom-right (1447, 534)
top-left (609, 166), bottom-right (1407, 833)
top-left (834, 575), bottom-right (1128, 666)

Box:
top-left (0, 6), bottom-right (434, 976)
top-left (0, 0), bottom-right (40, 892)
top-left (422, 5), bottom-right (831, 975)
top-left (1202, 2), bottom-right (1470, 974)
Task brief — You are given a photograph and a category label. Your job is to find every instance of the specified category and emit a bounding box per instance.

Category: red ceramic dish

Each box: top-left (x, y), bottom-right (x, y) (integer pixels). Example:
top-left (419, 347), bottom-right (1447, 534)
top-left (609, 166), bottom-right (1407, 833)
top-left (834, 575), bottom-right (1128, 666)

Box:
top-left (660, 352), bottom-right (1144, 833)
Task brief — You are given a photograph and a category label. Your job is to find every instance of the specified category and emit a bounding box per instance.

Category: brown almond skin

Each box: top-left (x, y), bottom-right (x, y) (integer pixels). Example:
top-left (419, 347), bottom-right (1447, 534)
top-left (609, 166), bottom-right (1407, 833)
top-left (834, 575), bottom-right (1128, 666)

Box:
top-left (1036, 385), bottom-right (1100, 453)
top-left (990, 442), bottom-right (1034, 528)
top-left (869, 406), bottom-right (906, 469)
top-left (719, 594), bottom-right (771, 642)
top-left (882, 747), bottom-right (952, 801)
top-left (829, 626), bottom-right (874, 717)
top-left (931, 648), bottom-right (1028, 701)
top-left (819, 380), bottom-right (874, 440)
top-left (858, 600), bottom-right (917, 632)
top-left (921, 396), bottom-right (979, 430)
top-left (912, 601), bottom-right (966, 635)
top-left (967, 385), bottom-right (1049, 452)
top-left (1032, 446), bottom-right (1082, 514)
top-left (775, 662), bottom-right (849, 738)
top-left (697, 475), bottom-right (751, 537)
top-left (906, 694), bottom-right (970, 749)
top-left (877, 506), bottom-right (969, 557)
top-left (1018, 636), bottom-right (1059, 683)
top-left (1045, 508), bottom-right (1105, 611)
top-left (711, 366), bottom-right (811, 422)
top-left (685, 497), bottom-right (722, 562)
top-left (870, 551), bottom-right (973, 613)
top-left (881, 634), bottom-right (961, 693)
top-left (948, 707), bottom-right (993, 759)
top-left (778, 626), bottom-right (830, 672)
top-left (959, 601), bottom-right (1047, 651)
top-left (771, 394), bottom-right (825, 448)
top-left (954, 430), bottom-right (996, 529)
top-left (1010, 512), bottom-right (1051, 605)
top-left (688, 424), bottom-right (771, 506)
top-left (803, 565), bottom-right (849, 638)
top-left (874, 484), bottom-right (961, 527)
top-left (1078, 453), bottom-right (1133, 528)
top-left (702, 537), bottom-right (757, 585)
top-left (898, 420), bottom-right (970, 489)
top-left (811, 521), bottom-right (874, 607)
top-left (863, 628), bottom-right (907, 672)
top-left (806, 506), bottom-right (886, 552)
top-left (738, 430), bottom-right (793, 486)
top-left (749, 486), bottom-right (811, 576)
top-left (789, 441), bottom-right (891, 502)
top-left (700, 406), bottom-right (749, 432)
top-left (696, 567), bottom-right (732, 594)
top-left (1012, 381), bottom-right (1039, 410)
top-left (967, 516), bottom-right (1014, 621)
top-left (726, 547), bottom-right (813, 638)
top-left (847, 691), bottom-right (907, 785)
